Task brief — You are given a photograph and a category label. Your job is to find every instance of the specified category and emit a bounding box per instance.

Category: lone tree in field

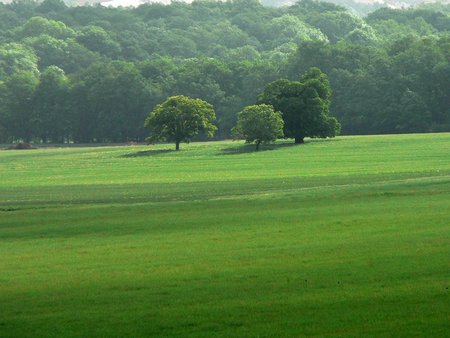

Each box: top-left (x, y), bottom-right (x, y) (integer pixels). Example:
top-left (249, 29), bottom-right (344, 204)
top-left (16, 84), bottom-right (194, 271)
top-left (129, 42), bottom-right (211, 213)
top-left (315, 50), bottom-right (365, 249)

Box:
top-left (144, 95), bottom-right (217, 150)
top-left (232, 104), bottom-right (284, 151)
top-left (258, 67), bottom-right (340, 144)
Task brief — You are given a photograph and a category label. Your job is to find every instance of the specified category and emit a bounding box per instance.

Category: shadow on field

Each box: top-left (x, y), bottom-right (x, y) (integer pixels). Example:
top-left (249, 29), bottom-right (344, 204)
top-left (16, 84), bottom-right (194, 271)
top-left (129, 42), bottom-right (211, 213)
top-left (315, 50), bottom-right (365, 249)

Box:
top-left (120, 149), bottom-right (175, 158)
top-left (220, 142), bottom-right (299, 155)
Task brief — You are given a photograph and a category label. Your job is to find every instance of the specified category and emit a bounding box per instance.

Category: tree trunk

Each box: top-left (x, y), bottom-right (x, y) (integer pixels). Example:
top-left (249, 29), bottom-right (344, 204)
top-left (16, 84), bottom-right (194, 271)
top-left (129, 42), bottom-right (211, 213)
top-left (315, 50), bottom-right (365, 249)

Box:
top-left (295, 136), bottom-right (304, 144)
top-left (175, 141), bottom-right (180, 150)
top-left (255, 140), bottom-right (261, 151)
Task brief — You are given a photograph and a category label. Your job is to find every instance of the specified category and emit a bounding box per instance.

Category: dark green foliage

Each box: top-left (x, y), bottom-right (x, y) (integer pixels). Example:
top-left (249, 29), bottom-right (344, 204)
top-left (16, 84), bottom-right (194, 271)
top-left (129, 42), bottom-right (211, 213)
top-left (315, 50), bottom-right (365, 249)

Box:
top-left (0, 4), bottom-right (20, 32)
top-left (15, 16), bottom-right (76, 40)
top-left (259, 68), bottom-right (340, 143)
top-left (33, 66), bottom-right (69, 143)
top-left (144, 95), bottom-right (217, 150)
top-left (0, 70), bottom-right (39, 142)
top-left (76, 25), bottom-right (121, 58)
top-left (0, 0), bottom-right (449, 143)
top-left (36, 0), bottom-right (67, 14)
top-left (367, 7), bottom-right (450, 32)
top-left (22, 34), bottom-right (100, 72)
top-left (73, 61), bottom-right (154, 143)
top-left (289, 34), bottom-right (450, 135)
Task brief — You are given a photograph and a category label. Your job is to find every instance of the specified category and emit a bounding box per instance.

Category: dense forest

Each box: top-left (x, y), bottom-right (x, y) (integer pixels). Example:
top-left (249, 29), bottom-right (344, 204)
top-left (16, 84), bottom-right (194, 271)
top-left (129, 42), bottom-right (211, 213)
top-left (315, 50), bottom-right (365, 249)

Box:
top-left (0, 0), bottom-right (449, 143)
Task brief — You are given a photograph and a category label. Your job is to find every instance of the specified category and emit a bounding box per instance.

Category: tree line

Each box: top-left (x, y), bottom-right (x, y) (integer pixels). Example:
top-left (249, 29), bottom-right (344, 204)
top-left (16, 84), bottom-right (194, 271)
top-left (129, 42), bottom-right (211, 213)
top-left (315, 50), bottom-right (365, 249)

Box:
top-left (0, 0), bottom-right (449, 143)
top-left (146, 67), bottom-right (338, 150)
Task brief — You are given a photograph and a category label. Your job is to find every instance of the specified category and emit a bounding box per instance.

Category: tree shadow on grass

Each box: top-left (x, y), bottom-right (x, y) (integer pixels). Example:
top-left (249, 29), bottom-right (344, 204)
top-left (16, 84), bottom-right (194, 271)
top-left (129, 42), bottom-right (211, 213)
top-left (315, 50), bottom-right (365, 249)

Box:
top-left (220, 138), bottom-right (340, 155)
top-left (120, 149), bottom-right (175, 158)
top-left (220, 142), bottom-right (299, 155)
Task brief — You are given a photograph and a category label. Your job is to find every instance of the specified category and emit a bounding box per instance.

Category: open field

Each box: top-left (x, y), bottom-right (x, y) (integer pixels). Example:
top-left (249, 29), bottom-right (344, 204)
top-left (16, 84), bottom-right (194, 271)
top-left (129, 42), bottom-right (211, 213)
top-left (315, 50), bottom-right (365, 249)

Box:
top-left (1, 134), bottom-right (449, 337)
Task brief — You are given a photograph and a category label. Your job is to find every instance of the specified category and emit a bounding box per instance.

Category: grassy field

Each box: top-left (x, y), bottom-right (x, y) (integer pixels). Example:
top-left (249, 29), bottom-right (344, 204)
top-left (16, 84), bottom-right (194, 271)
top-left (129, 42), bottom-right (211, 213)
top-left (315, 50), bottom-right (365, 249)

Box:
top-left (1, 134), bottom-right (449, 337)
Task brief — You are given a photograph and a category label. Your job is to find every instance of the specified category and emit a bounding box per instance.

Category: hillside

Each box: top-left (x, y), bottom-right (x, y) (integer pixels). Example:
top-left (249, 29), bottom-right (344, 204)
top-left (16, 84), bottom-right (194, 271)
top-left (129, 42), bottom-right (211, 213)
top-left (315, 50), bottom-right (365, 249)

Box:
top-left (1, 0), bottom-right (449, 143)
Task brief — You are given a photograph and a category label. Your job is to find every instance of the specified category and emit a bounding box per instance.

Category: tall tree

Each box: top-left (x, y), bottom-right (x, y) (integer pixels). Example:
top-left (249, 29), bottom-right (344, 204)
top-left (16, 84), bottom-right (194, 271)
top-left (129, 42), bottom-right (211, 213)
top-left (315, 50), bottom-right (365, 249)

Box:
top-left (258, 68), bottom-right (340, 143)
top-left (72, 61), bottom-right (153, 143)
top-left (33, 66), bottom-right (69, 143)
top-left (0, 70), bottom-right (39, 142)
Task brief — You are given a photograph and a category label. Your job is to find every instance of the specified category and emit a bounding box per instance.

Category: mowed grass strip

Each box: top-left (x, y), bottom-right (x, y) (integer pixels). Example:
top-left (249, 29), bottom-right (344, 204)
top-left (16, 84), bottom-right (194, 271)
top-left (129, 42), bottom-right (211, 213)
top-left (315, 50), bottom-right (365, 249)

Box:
top-left (1, 133), bottom-right (449, 189)
top-left (0, 133), bottom-right (449, 337)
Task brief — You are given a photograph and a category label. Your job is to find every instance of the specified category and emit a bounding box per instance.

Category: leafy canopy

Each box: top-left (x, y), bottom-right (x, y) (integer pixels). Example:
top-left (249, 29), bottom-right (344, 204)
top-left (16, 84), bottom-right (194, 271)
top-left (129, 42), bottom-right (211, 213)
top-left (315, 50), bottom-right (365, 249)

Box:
top-left (258, 67), bottom-right (340, 143)
top-left (144, 95), bottom-right (217, 150)
top-left (232, 104), bottom-right (284, 150)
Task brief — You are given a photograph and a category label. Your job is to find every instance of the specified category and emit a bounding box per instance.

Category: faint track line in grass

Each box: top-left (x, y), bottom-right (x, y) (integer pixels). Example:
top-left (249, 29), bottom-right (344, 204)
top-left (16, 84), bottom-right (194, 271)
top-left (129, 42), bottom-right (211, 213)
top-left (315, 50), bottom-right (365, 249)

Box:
top-left (1, 174), bottom-right (448, 211)
top-left (206, 174), bottom-right (450, 202)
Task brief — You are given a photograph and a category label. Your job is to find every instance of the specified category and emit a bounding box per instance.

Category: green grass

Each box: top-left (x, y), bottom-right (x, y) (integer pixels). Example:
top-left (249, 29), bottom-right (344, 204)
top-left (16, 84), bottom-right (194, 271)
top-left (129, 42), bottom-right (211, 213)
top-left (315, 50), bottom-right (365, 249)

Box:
top-left (1, 134), bottom-right (449, 337)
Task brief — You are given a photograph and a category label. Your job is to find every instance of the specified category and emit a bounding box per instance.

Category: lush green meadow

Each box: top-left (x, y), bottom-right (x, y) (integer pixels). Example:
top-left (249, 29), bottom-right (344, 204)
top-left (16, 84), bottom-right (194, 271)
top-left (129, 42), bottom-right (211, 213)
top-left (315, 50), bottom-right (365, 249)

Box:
top-left (1, 134), bottom-right (449, 337)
